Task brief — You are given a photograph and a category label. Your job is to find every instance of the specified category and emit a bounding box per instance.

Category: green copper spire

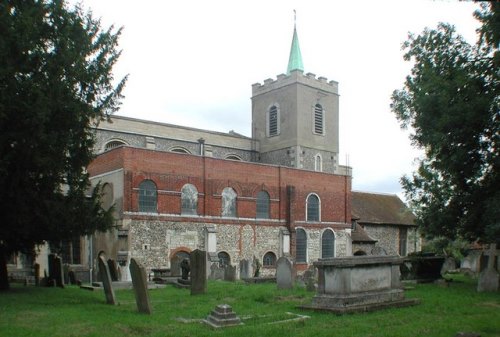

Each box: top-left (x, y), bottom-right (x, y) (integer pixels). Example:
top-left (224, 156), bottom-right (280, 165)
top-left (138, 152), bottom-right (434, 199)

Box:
top-left (287, 12), bottom-right (304, 74)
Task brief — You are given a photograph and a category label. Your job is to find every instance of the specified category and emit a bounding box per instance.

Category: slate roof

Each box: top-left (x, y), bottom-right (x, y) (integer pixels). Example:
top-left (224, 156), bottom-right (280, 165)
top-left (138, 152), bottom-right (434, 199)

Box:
top-left (351, 224), bottom-right (377, 243)
top-left (352, 191), bottom-right (416, 226)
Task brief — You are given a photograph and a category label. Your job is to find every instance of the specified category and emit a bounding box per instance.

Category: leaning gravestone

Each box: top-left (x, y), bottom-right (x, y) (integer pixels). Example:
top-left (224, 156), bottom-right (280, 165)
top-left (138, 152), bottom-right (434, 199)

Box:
top-left (107, 258), bottom-right (119, 282)
top-left (477, 243), bottom-right (499, 292)
top-left (129, 258), bottom-right (153, 314)
top-left (98, 256), bottom-right (117, 305)
top-left (276, 256), bottom-right (294, 290)
top-left (170, 255), bottom-right (183, 277)
top-left (190, 249), bottom-right (207, 295)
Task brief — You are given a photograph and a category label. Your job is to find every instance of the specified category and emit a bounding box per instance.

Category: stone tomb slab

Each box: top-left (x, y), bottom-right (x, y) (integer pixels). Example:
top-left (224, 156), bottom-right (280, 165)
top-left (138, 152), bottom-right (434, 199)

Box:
top-left (300, 255), bottom-right (419, 314)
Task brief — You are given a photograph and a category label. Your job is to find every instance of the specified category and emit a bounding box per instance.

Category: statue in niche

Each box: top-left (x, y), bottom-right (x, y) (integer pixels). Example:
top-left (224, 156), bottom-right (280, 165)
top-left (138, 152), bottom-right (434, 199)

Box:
top-left (180, 258), bottom-right (190, 280)
top-left (221, 187), bottom-right (236, 217)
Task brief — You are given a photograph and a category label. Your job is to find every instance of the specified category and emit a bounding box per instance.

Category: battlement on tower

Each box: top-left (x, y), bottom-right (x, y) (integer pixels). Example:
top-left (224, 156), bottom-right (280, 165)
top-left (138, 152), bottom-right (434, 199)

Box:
top-left (252, 69), bottom-right (339, 96)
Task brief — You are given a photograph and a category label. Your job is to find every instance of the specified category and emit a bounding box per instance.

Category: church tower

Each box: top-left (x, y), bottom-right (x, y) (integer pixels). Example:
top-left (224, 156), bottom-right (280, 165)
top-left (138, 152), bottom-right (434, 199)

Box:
top-left (251, 20), bottom-right (341, 174)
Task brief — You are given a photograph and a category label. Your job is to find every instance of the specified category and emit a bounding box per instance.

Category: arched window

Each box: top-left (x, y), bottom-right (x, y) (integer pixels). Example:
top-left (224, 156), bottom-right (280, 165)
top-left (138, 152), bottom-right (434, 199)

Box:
top-left (138, 180), bottom-right (157, 213)
top-left (218, 252), bottom-right (231, 267)
top-left (313, 104), bottom-right (324, 135)
top-left (181, 184), bottom-right (198, 215)
top-left (314, 154), bottom-right (322, 172)
top-left (221, 187), bottom-right (237, 217)
top-left (267, 105), bottom-right (280, 137)
top-left (296, 228), bottom-right (307, 263)
top-left (263, 252), bottom-right (277, 266)
top-left (101, 183), bottom-right (113, 211)
top-left (105, 140), bottom-right (126, 151)
top-left (256, 191), bottom-right (270, 219)
top-left (169, 147), bottom-right (191, 154)
top-left (321, 229), bottom-right (335, 258)
top-left (306, 194), bottom-right (320, 222)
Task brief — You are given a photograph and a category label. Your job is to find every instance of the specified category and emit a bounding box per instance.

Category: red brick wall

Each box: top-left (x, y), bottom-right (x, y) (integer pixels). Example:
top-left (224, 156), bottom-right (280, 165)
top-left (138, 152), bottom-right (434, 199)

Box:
top-left (88, 147), bottom-right (351, 225)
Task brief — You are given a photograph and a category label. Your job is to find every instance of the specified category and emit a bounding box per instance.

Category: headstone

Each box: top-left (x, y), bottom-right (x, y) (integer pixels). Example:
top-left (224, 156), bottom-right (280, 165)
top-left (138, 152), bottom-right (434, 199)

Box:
top-left (276, 256), bottom-right (293, 290)
top-left (239, 259), bottom-right (252, 279)
top-left (224, 265), bottom-right (236, 282)
top-left (47, 254), bottom-right (64, 287)
top-left (303, 266), bottom-right (317, 292)
top-left (203, 304), bottom-right (242, 328)
top-left (190, 249), bottom-right (207, 295)
top-left (170, 255), bottom-right (182, 277)
top-left (209, 263), bottom-right (224, 280)
top-left (129, 258), bottom-right (153, 314)
top-left (98, 256), bottom-right (117, 305)
top-left (107, 259), bottom-right (119, 281)
top-left (477, 243), bottom-right (499, 292)
top-left (33, 263), bottom-right (40, 286)
top-left (441, 257), bottom-right (458, 274)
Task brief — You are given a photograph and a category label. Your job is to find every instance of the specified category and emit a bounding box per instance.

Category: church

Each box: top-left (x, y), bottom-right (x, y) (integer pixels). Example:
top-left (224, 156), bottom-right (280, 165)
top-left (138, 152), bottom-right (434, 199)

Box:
top-left (7, 23), bottom-right (420, 283)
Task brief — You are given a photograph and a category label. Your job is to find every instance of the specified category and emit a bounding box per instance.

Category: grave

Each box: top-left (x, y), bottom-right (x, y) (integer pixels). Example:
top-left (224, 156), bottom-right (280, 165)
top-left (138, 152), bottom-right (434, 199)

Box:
top-left (239, 259), bottom-right (252, 279)
top-left (224, 265), bottom-right (236, 282)
top-left (48, 254), bottom-right (64, 288)
top-left (129, 258), bottom-right (153, 314)
top-left (209, 263), bottom-right (224, 280)
top-left (173, 258), bottom-right (191, 289)
top-left (107, 258), bottom-right (119, 282)
top-left (203, 304), bottom-right (242, 328)
top-left (190, 249), bottom-right (207, 295)
top-left (98, 255), bottom-right (117, 305)
top-left (276, 257), bottom-right (294, 290)
top-left (301, 255), bottom-right (420, 314)
top-left (477, 243), bottom-right (499, 292)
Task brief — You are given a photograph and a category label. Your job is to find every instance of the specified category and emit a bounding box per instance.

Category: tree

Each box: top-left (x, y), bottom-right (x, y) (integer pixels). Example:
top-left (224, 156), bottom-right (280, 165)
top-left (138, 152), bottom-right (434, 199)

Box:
top-left (0, 0), bottom-right (127, 290)
top-left (391, 2), bottom-right (499, 244)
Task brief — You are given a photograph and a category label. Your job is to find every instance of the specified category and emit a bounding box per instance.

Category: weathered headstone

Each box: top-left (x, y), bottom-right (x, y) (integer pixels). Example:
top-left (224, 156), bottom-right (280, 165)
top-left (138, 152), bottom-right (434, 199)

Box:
top-left (239, 259), bottom-right (252, 279)
top-left (170, 255), bottom-right (182, 277)
top-left (190, 249), bottom-right (207, 295)
top-left (107, 258), bottom-right (119, 282)
top-left (48, 254), bottom-right (64, 288)
top-left (303, 265), bottom-right (317, 292)
top-left (477, 243), bottom-right (499, 292)
top-left (276, 256), bottom-right (293, 290)
top-left (224, 265), bottom-right (236, 282)
top-left (98, 255), bottom-right (117, 305)
top-left (209, 263), bottom-right (224, 280)
top-left (129, 258), bottom-right (152, 314)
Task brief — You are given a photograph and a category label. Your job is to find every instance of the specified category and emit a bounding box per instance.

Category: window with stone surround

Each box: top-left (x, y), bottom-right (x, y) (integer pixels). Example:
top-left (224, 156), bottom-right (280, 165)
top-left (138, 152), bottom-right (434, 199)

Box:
top-left (313, 104), bottom-right (324, 135)
top-left (181, 184), bottom-right (198, 215)
top-left (306, 193), bottom-right (320, 222)
top-left (267, 104), bottom-right (280, 137)
top-left (256, 190), bottom-right (270, 219)
top-left (104, 139), bottom-right (127, 151)
top-left (263, 252), bottom-right (276, 266)
top-left (221, 187), bottom-right (237, 217)
top-left (314, 154), bottom-right (322, 172)
top-left (321, 229), bottom-right (335, 258)
top-left (399, 227), bottom-right (408, 256)
top-left (138, 179), bottom-right (157, 213)
top-left (296, 228), bottom-right (307, 263)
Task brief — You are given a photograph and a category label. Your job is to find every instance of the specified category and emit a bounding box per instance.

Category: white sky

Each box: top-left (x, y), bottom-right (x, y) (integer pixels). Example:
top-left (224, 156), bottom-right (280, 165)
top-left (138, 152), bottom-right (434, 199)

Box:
top-left (74, 0), bottom-right (481, 198)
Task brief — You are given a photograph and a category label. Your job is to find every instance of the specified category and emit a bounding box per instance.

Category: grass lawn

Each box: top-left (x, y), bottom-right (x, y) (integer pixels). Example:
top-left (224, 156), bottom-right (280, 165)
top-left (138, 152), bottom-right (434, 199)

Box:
top-left (0, 275), bottom-right (499, 337)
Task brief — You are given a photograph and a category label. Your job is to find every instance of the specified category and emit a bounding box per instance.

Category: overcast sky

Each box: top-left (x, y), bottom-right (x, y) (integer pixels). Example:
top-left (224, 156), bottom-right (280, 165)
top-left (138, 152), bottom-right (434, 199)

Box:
top-left (74, 0), bottom-right (481, 198)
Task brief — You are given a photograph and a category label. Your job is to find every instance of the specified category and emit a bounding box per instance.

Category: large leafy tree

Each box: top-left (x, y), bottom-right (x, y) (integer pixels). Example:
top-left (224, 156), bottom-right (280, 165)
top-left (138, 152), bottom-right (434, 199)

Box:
top-left (0, 0), bottom-right (127, 290)
top-left (391, 3), bottom-right (499, 244)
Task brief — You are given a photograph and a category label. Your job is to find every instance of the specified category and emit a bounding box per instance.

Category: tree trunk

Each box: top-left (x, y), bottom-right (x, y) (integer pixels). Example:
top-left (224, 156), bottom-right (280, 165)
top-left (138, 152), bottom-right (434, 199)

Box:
top-left (0, 247), bottom-right (10, 291)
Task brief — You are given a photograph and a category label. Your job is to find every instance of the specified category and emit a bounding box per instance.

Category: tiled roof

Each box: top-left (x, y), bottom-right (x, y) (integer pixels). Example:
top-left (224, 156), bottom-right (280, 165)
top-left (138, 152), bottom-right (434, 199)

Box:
top-left (352, 191), bottom-right (416, 226)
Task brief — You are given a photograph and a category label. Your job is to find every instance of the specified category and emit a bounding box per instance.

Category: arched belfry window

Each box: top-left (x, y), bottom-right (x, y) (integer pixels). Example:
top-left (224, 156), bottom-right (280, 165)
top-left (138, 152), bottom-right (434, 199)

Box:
top-left (256, 191), bottom-right (270, 219)
top-left (267, 104), bottom-right (280, 137)
top-left (321, 229), bottom-right (335, 258)
top-left (221, 187), bottom-right (237, 217)
top-left (296, 228), bottom-right (307, 263)
top-left (181, 184), bottom-right (198, 215)
top-left (314, 154), bottom-right (322, 172)
top-left (138, 180), bottom-right (157, 213)
top-left (313, 104), bottom-right (324, 135)
top-left (105, 140), bottom-right (127, 151)
top-left (306, 193), bottom-right (320, 222)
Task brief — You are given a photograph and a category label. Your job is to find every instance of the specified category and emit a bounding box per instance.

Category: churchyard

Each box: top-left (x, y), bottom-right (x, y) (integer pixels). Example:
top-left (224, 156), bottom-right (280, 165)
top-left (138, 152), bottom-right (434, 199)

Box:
top-left (1, 273), bottom-right (499, 337)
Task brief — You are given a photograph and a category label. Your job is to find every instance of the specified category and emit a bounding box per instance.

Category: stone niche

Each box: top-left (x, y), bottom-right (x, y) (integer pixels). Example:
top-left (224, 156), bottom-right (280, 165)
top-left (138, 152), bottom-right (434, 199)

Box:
top-left (302, 255), bottom-right (419, 314)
